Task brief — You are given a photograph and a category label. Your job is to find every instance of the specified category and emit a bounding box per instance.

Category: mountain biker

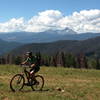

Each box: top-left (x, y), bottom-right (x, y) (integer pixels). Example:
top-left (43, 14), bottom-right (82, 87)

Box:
top-left (21, 52), bottom-right (40, 77)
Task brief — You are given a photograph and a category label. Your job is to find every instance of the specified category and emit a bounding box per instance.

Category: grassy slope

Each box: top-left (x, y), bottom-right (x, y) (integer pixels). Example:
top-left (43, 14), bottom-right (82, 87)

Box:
top-left (0, 65), bottom-right (100, 100)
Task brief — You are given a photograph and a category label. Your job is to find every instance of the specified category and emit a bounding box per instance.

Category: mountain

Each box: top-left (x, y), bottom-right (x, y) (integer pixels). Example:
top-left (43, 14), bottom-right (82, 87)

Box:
top-left (7, 36), bottom-right (100, 57)
top-left (0, 28), bottom-right (100, 43)
top-left (0, 39), bottom-right (22, 55)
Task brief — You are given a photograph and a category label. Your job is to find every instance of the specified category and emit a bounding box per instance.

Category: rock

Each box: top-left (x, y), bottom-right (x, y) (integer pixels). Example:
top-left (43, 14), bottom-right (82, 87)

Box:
top-left (56, 87), bottom-right (65, 92)
top-left (56, 87), bottom-right (62, 91)
top-left (61, 89), bottom-right (65, 93)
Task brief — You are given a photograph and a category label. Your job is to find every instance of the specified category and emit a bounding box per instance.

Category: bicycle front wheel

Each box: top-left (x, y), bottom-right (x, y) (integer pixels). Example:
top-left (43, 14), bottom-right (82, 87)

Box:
top-left (31, 75), bottom-right (44, 91)
top-left (10, 74), bottom-right (25, 92)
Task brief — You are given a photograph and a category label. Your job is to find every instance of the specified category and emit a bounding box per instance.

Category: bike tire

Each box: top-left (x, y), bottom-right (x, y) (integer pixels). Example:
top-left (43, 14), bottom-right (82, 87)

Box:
top-left (31, 75), bottom-right (44, 91)
top-left (10, 74), bottom-right (25, 92)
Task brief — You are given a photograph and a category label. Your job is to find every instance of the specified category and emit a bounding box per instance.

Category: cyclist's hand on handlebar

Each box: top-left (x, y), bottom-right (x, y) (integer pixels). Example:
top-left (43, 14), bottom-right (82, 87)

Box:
top-left (21, 62), bottom-right (25, 64)
top-left (20, 63), bottom-right (25, 67)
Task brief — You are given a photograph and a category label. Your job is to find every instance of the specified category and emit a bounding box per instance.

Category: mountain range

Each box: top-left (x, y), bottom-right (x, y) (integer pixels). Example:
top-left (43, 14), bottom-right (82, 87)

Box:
top-left (7, 36), bottom-right (100, 57)
top-left (0, 28), bottom-right (100, 43)
top-left (0, 28), bottom-right (100, 57)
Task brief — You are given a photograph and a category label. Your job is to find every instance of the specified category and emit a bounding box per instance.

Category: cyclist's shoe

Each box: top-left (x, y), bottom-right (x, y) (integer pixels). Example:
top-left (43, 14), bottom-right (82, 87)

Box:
top-left (24, 82), bottom-right (32, 86)
top-left (35, 81), bottom-right (39, 85)
top-left (33, 80), bottom-right (39, 85)
top-left (24, 83), bottom-right (29, 86)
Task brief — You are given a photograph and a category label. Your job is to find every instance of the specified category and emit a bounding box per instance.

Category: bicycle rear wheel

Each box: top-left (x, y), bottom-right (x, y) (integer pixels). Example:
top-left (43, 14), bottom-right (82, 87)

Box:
top-left (31, 75), bottom-right (44, 91)
top-left (10, 74), bottom-right (25, 92)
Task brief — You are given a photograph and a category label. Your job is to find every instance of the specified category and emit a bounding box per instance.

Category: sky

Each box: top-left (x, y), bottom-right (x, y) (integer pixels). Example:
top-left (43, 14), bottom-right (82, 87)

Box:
top-left (0, 0), bottom-right (100, 33)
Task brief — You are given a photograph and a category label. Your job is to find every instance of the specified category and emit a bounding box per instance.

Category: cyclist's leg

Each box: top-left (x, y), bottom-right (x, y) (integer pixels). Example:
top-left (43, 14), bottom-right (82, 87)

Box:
top-left (30, 68), bottom-right (35, 78)
top-left (30, 65), bottom-right (40, 76)
top-left (30, 67), bottom-right (40, 84)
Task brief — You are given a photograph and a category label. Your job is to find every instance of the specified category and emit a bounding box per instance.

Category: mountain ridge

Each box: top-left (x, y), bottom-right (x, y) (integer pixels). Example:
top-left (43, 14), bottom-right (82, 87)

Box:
top-left (0, 28), bottom-right (100, 43)
top-left (6, 36), bottom-right (100, 57)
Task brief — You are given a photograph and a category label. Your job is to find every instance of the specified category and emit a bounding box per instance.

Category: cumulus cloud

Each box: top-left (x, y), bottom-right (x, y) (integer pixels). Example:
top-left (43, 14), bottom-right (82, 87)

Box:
top-left (0, 9), bottom-right (100, 33)
top-left (0, 17), bottom-right (25, 32)
top-left (57, 9), bottom-right (100, 33)
top-left (25, 10), bottom-right (63, 32)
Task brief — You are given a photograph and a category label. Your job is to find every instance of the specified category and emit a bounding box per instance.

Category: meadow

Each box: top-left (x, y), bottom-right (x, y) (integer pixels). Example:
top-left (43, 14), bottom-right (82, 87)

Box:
top-left (0, 65), bottom-right (100, 100)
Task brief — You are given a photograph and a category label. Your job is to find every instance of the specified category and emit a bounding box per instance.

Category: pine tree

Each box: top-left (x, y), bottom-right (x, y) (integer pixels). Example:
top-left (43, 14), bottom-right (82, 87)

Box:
top-left (77, 53), bottom-right (88, 69)
top-left (96, 58), bottom-right (100, 69)
top-left (36, 52), bottom-right (42, 66)
top-left (14, 56), bottom-right (22, 65)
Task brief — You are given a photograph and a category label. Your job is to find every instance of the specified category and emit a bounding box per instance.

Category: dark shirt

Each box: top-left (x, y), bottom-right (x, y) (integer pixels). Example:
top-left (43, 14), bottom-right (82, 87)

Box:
top-left (26, 56), bottom-right (36, 65)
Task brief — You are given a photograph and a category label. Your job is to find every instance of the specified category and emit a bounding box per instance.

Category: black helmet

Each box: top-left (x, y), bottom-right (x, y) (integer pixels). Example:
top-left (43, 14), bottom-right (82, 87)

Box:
top-left (26, 52), bottom-right (32, 56)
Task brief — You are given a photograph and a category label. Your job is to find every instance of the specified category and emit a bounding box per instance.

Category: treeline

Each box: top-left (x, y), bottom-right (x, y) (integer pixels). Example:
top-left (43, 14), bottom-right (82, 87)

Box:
top-left (0, 52), bottom-right (100, 69)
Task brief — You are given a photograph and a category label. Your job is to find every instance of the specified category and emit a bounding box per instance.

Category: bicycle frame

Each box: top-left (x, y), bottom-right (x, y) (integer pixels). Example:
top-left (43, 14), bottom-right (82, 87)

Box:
top-left (22, 67), bottom-right (31, 84)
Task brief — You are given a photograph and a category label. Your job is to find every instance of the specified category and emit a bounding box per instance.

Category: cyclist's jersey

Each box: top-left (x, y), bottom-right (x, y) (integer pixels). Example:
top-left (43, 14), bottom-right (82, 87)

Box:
top-left (26, 56), bottom-right (36, 65)
top-left (26, 56), bottom-right (40, 73)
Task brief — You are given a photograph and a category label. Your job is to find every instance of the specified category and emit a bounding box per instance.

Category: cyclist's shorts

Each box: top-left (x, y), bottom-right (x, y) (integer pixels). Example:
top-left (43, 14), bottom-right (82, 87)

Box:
top-left (30, 66), bottom-right (40, 73)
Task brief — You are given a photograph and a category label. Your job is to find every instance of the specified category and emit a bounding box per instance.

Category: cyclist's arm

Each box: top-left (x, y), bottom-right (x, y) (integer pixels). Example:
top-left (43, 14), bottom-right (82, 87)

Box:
top-left (31, 64), bottom-right (36, 68)
top-left (21, 61), bottom-right (27, 65)
top-left (21, 58), bottom-right (29, 65)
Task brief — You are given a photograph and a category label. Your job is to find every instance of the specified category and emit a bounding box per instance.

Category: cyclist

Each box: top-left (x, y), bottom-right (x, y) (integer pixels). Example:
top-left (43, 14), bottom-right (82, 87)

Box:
top-left (21, 52), bottom-right (40, 77)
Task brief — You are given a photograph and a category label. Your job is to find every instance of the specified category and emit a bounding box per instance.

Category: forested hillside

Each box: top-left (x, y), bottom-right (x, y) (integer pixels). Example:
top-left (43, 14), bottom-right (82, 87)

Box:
top-left (7, 36), bottom-right (100, 57)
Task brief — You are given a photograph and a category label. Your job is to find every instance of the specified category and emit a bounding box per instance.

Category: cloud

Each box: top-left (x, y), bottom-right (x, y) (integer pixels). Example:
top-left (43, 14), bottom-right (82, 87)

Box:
top-left (0, 17), bottom-right (25, 32)
top-left (0, 9), bottom-right (100, 33)
top-left (57, 9), bottom-right (100, 33)
top-left (25, 10), bottom-right (63, 32)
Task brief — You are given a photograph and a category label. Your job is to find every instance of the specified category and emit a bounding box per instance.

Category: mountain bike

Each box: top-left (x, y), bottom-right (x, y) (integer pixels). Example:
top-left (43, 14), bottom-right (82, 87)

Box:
top-left (10, 65), bottom-right (44, 92)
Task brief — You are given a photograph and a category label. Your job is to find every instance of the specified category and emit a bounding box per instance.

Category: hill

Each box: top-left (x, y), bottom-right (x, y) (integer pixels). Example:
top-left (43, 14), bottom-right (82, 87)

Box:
top-left (7, 36), bottom-right (100, 57)
top-left (0, 39), bottom-right (22, 55)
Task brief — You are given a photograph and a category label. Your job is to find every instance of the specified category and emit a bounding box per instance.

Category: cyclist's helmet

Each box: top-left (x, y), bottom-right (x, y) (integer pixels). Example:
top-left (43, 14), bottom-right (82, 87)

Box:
top-left (26, 52), bottom-right (32, 56)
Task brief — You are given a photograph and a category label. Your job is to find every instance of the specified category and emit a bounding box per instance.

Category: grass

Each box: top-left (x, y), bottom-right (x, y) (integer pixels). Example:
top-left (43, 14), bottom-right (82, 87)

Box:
top-left (0, 65), bottom-right (100, 100)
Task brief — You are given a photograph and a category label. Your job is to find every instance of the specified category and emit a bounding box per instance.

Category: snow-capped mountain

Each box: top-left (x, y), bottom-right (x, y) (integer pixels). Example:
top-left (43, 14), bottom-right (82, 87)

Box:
top-left (0, 28), bottom-right (100, 43)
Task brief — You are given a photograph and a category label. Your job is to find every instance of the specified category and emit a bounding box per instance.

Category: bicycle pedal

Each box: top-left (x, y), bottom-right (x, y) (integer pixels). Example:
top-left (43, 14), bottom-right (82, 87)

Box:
top-left (33, 81), bottom-right (39, 85)
top-left (24, 83), bottom-right (31, 86)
